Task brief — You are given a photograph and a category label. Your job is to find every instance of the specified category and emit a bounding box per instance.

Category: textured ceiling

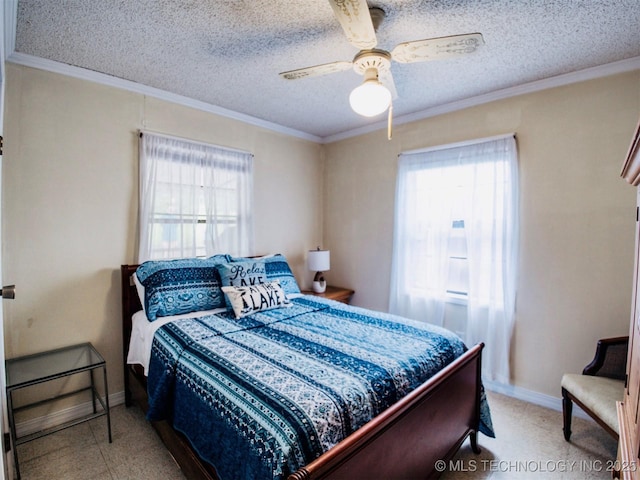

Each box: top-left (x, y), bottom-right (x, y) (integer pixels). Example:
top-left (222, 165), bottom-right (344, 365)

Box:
top-left (12, 0), bottom-right (640, 140)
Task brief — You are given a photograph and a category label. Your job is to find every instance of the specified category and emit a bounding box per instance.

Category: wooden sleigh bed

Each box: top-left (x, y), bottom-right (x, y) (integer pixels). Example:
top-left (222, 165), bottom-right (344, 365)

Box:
top-left (121, 263), bottom-right (487, 480)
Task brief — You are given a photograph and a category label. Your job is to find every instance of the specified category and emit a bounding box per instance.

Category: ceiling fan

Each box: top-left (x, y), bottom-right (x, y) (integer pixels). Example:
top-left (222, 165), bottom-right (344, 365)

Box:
top-left (279, 0), bottom-right (484, 134)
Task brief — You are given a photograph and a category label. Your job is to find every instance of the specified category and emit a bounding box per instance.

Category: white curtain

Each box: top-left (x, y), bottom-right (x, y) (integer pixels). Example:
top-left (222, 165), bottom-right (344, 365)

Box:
top-left (465, 137), bottom-right (519, 383)
top-left (389, 155), bottom-right (459, 327)
top-left (389, 136), bottom-right (518, 382)
top-left (138, 132), bottom-right (254, 262)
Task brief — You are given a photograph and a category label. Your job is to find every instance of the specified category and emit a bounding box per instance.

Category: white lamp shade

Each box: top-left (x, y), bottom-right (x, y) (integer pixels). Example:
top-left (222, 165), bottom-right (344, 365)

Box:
top-left (349, 80), bottom-right (391, 117)
top-left (308, 250), bottom-right (330, 272)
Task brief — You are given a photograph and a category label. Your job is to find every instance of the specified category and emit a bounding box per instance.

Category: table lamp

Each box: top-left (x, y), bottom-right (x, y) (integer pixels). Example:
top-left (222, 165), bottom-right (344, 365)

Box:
top-left (308, 248), bottom-right (330, 293)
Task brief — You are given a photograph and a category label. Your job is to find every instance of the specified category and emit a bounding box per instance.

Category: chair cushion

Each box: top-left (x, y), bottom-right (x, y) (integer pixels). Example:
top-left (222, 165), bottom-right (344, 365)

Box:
top-left (561, 373), bottom-right (624, 434)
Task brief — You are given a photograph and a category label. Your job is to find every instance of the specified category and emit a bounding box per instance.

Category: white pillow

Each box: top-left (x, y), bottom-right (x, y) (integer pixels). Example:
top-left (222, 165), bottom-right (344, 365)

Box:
top-left (222, 281), bottom-right (291, 319)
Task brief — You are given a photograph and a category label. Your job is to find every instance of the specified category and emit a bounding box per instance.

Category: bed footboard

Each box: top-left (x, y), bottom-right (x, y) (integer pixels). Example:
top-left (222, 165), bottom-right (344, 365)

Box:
top-left (288, 342), bottom-right (484, 480)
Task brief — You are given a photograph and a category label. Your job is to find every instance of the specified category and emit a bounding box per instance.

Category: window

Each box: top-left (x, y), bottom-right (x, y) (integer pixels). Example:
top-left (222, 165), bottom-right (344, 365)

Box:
top-left (389, 135), bottom-right (518, 382)
top-left (138, 132), bottom-right (253, 262)
top-left (447, 219), bottom-right (468, 299)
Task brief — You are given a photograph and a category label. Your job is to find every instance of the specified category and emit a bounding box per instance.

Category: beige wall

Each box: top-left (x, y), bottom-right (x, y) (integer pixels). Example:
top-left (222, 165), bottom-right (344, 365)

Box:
top-left (3, 61), bottom-right (640, 417)
top-left (2, 64), bottom-right (324, 411)
top-left (324, 71), bottom-right (640, 398)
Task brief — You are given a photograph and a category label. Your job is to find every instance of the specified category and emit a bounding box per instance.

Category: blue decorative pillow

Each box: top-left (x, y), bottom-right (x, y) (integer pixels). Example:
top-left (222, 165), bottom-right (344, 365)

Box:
top-left (217, 261), bottom-right (267, 288)
top-left (230, 254), bottom-right (301, 295)
top-left (222, 281), bottom-right (291, 319)
top-left (264, 254), bottom-right (301, 295)
top-left (135, 255), bottom-right (230, 321)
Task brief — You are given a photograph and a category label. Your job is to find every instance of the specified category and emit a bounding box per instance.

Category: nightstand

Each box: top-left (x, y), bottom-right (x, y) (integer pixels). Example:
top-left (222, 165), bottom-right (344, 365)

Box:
top-left (6, 342), bottom-right (112, 479)
top-left (303, 286), bottom-right (354, 304)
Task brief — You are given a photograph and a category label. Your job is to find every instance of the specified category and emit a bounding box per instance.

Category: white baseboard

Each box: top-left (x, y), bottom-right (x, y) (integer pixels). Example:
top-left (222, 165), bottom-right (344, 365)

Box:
top-left (15, 390), bottom-right (125, 438)
top-left (484, 380), bottom-right (593, 421)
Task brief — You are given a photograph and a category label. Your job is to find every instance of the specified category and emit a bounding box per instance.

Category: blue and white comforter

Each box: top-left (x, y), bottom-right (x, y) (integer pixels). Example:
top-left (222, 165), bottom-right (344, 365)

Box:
top-left (147, 295), bottom-right (494, 480)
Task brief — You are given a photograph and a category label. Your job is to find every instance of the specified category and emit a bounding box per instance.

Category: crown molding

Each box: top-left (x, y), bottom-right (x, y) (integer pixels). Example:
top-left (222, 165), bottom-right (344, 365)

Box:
top-left (3, 0), bottom-right (16, 61)
top-left (6, 52), bottom-right (323, 144)
top-left (323, 56), bottom-right (640, 143)
top-left (6, 48), bottom-right (640, 145)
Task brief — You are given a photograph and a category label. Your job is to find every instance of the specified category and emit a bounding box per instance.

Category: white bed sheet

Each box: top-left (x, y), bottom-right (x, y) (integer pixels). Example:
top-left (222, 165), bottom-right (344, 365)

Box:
top-left (127, 307), bottom-right (226, 375)
top-left (127, 293), bottom-right (305, 375)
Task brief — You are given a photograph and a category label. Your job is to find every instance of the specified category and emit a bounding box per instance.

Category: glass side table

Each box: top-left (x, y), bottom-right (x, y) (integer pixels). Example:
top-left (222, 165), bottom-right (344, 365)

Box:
top-left (6, 342), bottom-right (112, 479)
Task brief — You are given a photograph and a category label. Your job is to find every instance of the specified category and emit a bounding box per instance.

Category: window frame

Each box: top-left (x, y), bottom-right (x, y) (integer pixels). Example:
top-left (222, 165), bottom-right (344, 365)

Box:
top-left (138, 131), bottom-right (254, 262)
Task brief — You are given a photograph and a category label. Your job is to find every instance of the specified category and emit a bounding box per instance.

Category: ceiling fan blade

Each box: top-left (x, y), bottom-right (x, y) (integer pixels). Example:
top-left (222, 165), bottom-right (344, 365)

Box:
top-left (379, 69), bottom-right (398, 100)
top-left (327, 0), bottom-right (377, 50)
top-left (279, 61), bottom-right (353, 80)
top-left (391, 33), bottom-right (484, 64)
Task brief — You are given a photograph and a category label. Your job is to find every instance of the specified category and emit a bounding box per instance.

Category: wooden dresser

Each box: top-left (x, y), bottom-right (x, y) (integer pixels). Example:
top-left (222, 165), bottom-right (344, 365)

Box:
top-left (617, 116), bottom-right (640, 480)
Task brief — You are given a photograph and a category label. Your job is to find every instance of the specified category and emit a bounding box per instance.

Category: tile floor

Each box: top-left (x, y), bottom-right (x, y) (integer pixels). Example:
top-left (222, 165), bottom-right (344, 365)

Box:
top-left (16, 402), bottom-right (185, 480)
top-left (442, 392), bottom-right (618, 479)
top-left (15, 391), bottom-right (617, 479)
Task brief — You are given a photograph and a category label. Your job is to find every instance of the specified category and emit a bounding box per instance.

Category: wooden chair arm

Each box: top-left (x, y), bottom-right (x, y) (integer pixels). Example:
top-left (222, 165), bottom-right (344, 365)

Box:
top-left (582, 336), bottom-right (629, 380)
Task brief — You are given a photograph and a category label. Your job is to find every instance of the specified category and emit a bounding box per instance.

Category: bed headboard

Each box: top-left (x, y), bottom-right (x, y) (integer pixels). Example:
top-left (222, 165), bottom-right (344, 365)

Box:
top-left (121, 264), bottom-right (141, 368)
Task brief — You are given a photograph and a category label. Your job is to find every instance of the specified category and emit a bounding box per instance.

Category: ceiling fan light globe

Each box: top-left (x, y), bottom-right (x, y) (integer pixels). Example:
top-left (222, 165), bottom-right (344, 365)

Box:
top-left (349, 81), bottom-right (392, 117)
